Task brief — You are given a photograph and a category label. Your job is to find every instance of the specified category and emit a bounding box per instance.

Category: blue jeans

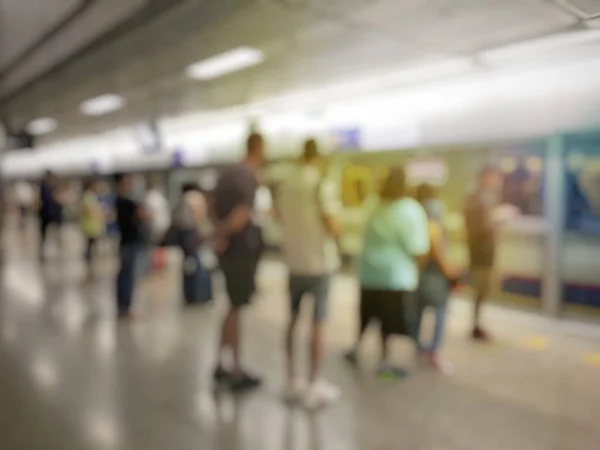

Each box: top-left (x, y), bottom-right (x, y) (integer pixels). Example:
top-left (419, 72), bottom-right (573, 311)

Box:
top-left (136, 246), bottom-right (153, 278)
top-left (116, 244), bottom-right (141, 313)
top-left (415, 300), bottom-right (448, 352)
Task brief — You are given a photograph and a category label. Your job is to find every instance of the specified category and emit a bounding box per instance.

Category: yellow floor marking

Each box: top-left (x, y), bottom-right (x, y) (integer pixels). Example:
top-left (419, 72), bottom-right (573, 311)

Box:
top-left (520, 336), bottom-right (549, 351)
top-left (582, 353), bottom-right (600, 367)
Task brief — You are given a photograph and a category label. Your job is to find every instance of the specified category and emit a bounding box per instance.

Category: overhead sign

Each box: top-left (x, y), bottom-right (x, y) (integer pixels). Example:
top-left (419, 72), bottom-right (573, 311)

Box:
top-left (361, 115), bottom-right (421, 151)
top-left (172, 148), bottom-right (185, 168)
top-left (331, 127), bottom-right (361, 151)
top-left (406, 158), bottom-right (448, 186)
top-left (134, 120), bottom-right (162, 154)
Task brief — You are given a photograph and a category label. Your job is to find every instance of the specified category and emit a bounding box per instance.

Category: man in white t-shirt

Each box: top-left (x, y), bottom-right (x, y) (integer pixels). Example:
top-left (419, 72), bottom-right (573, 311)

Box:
top-left (276, 139), bottom-right (342, 409)
top-left (139, 179), bottom-right (171, 276)
top-left (144, 179), bottom-right (171, 245)
top-left (14, 180), bottom-right (34, 228)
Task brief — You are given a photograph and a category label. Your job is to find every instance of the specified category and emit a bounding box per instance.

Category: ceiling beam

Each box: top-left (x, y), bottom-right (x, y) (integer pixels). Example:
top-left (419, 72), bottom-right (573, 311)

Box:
top-left (0, 0), bottom-right (188, 108)
top-left (0, 0), bottom-right (98, 83)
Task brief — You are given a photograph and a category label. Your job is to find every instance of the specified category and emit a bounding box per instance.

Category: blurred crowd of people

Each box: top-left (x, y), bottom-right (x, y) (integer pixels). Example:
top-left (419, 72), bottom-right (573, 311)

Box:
top-left (7, 131), bottom-right (520, 410)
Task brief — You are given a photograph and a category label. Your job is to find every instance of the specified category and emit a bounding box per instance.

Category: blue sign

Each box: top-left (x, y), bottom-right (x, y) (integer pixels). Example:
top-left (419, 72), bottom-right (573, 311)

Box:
top-left (172, 148), bottom-right (185, 168)
top-left (135, 120), bottom-right (162, 154)
top-left (333, 127), bottom-right (361, 151)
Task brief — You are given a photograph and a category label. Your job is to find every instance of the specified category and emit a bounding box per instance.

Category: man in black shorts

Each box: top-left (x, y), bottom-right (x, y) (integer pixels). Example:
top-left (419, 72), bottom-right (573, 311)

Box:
top-left (38, 171), bottom-right (63, 261)
top-left (211, 132), bottom-right (265, 391)
top-left (115, 173), bottom-right (146, 319)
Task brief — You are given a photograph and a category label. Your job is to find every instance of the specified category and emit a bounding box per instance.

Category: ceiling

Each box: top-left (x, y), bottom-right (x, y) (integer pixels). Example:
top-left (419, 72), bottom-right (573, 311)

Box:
top-left (3, 0), bottom-right (600, 144)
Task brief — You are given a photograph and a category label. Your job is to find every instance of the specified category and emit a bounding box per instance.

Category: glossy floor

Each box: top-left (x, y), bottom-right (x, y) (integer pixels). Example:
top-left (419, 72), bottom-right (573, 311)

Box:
top-left (1, 225), bottom-right (599, 450)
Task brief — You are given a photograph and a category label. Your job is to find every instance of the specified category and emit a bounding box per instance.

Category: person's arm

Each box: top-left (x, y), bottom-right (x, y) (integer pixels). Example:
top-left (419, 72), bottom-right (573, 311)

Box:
top-left (428, 221), bottom-right (458, 280)
top-left (399, 201), bottom-right (431, 268)
top-left (220, 204), bottom-right (250, 233)
top-left (318, 178), bottom-right (343, 239)
top-left (135, 200), bottom-right (148, 221)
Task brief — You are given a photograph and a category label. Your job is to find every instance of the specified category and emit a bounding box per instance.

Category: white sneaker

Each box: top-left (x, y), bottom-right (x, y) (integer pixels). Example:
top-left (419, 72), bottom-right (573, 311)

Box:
top-left (303, 380), bottom-right (341, 410)
top-left (283, 379), bottom-right (307, 404)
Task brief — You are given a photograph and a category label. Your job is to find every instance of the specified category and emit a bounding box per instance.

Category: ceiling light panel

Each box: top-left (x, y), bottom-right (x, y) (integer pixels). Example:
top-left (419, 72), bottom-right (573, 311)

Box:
top-left (186, 47), bottom-right (265, 80)
top-left (80, 94), bottom-right (125, 116)
top-left (26, 117), bottom-right (58, 135)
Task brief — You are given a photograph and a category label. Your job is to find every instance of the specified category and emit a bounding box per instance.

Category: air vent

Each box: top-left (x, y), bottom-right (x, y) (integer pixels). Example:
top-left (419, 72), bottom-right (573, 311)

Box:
top-left (556, 0), bottom-right (600, 19)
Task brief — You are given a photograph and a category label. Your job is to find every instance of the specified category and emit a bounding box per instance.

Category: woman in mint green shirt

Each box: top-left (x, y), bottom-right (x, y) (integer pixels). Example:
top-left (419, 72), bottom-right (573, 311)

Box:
top-left (345, 167), bottom-right (430, 378)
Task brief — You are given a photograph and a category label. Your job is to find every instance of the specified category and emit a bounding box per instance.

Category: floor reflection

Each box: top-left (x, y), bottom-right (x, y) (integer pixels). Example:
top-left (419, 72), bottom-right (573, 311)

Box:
top-left (0, 225), bottom-right (599, 450)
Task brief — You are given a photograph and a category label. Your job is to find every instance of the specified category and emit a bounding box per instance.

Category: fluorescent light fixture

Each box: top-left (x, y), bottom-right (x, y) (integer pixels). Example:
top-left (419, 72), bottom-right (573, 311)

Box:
top-left (246, 57), bottom-right (475, 117)
top-left (26, 117), bottom-right (57, 135)
top-left (186, 47), bottom-right (265, 80)
top-left (480, 29), bottom-right (600, 65)
top-left (80, 94), bottom-right (125, 116)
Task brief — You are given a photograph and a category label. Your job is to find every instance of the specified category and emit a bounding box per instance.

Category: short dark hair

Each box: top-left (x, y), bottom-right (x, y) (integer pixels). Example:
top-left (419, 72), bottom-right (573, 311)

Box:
top-left (302, 138), bottom-right (319, 160)
top-left (181, 182), bottom-right (199, 194)
top-left (380, 166), bottom-right (407, 200)
top-left (83, 179), bottom-right (96, 191)
top-left (247, 132), bottom-right (263, 154)
top-left (479, 165), bottom-right (499, 180)
top-left (114, 172), bottom-right (130, 184)
top-left (415, 183), bottom-right (437, 204)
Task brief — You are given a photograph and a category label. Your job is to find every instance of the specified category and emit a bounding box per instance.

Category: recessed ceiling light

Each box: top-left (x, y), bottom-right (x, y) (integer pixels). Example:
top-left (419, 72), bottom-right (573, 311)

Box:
top-left (186, 47), bottom-right (265, 80)
top-left (26, 117), bottom-right (58, 135)
top-left (80, 94), bottom-right (125, 116)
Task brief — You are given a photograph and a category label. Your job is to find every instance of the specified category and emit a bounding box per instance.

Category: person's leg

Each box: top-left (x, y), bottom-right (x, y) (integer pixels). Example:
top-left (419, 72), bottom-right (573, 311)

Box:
top-left (309, 275), bottom-right (330, 384)
top-left (286, 275), bottom-right (304, 386)
top-left (19, 206), bottom-right (27, 229)
top-left (54, 219), bottom-right (64, 257)
top-left (431, 301), bottom-right (448, 352)
top-left (216, 307), bottom-right (234, 372)
top-left (85, 237), bottom-right (96, 276)
top-left (428, 300), bottom-right (454, 373)
top-left (345, 288), bottom-right (373, 362)
top-left (378, 291), bottom-right (409, 379)
top-left (85, 237), bottom-right (94, 264)
top-left (414, 300), bottom-right (427, 353)
top-left (216, 258), bottom-right (261, 389)
top-left (222, 306), bottom-right (241, 374)
top-left (39, 217), bottom-right (49, 260)
top-left (380, 330), bottom-right (391, 367)
top-left (472, 268), bottom-right (492, 340)
top-left (303, 275), bottom-right (341, 409)
top-left (216, 259), bottom-right (240, 371)
top-left (116, 245), bottom-right (138, 316)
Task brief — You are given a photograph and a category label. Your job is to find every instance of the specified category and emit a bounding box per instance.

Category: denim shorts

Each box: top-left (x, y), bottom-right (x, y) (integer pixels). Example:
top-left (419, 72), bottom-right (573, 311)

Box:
top-left (289, 274), bottom-right (331, 321)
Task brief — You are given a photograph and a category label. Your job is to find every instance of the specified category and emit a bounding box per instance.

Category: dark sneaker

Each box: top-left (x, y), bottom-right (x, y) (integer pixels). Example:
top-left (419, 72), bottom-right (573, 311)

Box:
top-left (472, 327), bottom-right (492, 342)
top-left (117, 310), bottom-right (137, 321)
top-left (230, 372), bottom-right (262, 392)
top-left (344, 350), bottom-right (358, 365)
top-left (213, 366), bottom-right (231, 384)
top-left (378, 365), bottom-right (409, 380)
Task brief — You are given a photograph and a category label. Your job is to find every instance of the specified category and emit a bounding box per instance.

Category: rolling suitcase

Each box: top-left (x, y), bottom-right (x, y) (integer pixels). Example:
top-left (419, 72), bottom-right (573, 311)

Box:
top-left (182, 248), bottom-right (213, 305)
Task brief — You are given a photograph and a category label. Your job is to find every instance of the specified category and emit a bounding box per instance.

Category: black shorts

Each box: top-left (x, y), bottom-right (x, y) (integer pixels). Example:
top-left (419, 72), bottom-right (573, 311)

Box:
top-left (219, 256), bottom-right (257, 308)
top-left (360, 288), bottom-right (415, 337)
